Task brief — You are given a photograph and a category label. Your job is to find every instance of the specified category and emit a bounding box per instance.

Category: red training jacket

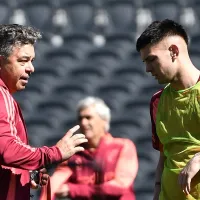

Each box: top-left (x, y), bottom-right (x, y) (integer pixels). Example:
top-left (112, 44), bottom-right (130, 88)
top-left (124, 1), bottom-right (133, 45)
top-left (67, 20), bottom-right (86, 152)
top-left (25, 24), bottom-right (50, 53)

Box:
top-left (40, 133), bottom-right (138, 200)
top-left (0, 78), bottom-right (62, 200)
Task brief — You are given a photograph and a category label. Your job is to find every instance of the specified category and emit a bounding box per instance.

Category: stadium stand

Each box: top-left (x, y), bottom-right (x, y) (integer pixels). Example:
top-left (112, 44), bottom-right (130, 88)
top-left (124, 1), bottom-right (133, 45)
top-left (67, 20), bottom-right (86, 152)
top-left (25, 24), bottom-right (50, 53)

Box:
top-left (58, 0), bottom-right (96, 34)
top-left (102, 0), bottom-right (137, 33)
top-left (0, 1), bottom-right (12, 24)
top-left (143, 0), bottom-right (181, 22)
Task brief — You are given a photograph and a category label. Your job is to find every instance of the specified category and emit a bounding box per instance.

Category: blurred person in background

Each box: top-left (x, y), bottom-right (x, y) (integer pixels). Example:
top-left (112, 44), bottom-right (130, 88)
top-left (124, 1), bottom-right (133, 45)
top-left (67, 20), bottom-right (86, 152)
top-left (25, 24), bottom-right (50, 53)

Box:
top-left (136, 19), bottom-right (200, 200)
top-left (40, 96), bottom-right (138, 200)
top-left (0, 24), bottom-right (87, 200)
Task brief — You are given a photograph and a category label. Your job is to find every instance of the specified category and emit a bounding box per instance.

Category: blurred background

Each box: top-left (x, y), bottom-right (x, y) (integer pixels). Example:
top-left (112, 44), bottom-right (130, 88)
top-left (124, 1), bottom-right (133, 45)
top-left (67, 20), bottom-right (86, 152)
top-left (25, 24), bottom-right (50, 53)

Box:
top-left (2, 0), bottom-right (199, 199)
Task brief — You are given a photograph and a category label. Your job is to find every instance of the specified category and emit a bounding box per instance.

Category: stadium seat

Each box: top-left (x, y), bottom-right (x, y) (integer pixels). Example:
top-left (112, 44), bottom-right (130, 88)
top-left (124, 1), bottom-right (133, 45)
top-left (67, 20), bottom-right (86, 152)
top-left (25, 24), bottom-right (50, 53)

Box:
top-left (190, 2), bottom-right (200, 31)
top-left (0, 1), bottom-right (12, 24)
top-left (190, 49), bottom-right (200, 69)
top-left (189, 34), bottom-right (200, 51)
top-left (52, 80), bottom-right (91, 110)
top-left (110, 117), bottom-right (145, 141)
top-left (17, 0), bottom-right (56, 33)
top-left (94, 80), bottom-right (132, 114)
top-left (34, 34), bottom-right (55, 64)
top-left (16, 0), bottom-right (56, 6)
top-left (68, 64), bottom-right (107, 91)
top-left (141, 0), bottom-right (181, 5)
top-left (44, 116), bottom-right (77, 146)
top-left (14, 85), bottom-right (44, 116)
top-left (105, 32), bottom-right (136, 57)
top-left (44, 47), bottom-right (80, 67)
top-left (136, 192), bottom-right (154, 200)
top-left (144, 0), bottom-right (181, 21)
top-left (128, 50), bottom-right (159, 84)
top-left (59, 0), bottom-right (95, 33)
top-left (135, 171), bottom-right (155, 200)
top-left (62, 32), bottom-right (95, 59)
top-left (27, 66), bottom-right (66, 96)
top-left (103, 0), bottom-right (137, 33)
top-left (127, 50), bottom-right (144, 70)
top-left (123, 99), bottom-right (151, 129)
top-left (86, 47), bottom-right (122, 73)
top-left (36, 99), bottom-right (75, 125)
top-left (111, 64), bottom-right (146, 88)
top-left (137, 83), bottom-right (163, 102)
top-left (70, 62), bottom-right (107, 78)
top-left (26, 115), bottom-right (56, 147)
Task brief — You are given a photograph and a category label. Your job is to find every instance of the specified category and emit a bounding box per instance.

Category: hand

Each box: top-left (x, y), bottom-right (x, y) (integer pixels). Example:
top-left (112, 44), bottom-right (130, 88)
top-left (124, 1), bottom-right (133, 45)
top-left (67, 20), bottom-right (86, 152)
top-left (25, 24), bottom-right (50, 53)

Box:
top-left (31, 179), bottom-right (39, 189)
top-left (178, 153), bottom-right (200, 195)
top-left (31, 168), bottom-right (49, 189)
top-left (55, 184), bottom-right (69, 198)
top-left (56, 125), bottom-right (88, 161)
top-left (39, 168), bottom-right (49, 186)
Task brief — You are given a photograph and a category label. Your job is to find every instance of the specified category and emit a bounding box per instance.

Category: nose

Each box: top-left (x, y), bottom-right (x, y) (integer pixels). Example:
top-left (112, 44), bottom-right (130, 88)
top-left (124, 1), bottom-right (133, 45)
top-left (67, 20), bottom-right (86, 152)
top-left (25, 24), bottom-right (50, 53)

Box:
top-left (26, 61), bottom-right (35, 74)
top-left (146, 63), bottom-right (152, 73)
top-left (80, 118), bottom-right (88, 126)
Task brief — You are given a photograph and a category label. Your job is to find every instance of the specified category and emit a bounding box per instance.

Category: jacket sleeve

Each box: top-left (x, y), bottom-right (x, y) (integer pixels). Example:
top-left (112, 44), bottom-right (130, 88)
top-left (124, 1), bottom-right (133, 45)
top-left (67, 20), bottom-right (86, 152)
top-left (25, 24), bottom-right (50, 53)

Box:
top-left (0, 91), bottom-right (62, 170)
top-left (150, 90), bottom-right (163, 151)
top-left (68, 139), bottom-right (138, 199)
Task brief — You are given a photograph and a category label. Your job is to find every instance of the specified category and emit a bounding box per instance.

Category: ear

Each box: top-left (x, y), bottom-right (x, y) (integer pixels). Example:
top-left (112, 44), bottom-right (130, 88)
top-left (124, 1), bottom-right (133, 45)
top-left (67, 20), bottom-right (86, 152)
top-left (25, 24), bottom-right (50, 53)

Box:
top-left (169, 45), bottom-right (179, 61)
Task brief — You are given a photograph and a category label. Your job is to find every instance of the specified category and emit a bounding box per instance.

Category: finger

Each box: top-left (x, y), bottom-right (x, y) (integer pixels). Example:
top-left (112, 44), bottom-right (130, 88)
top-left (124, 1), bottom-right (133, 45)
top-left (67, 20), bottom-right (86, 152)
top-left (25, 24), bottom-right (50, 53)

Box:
top-left (64, 125), bottom-right (80, 138)
top-left (186, 178), bottom-right (191, 195)
top-left (188, 178), bottom-right (191, 193)
top-left (56, 192), bottom-right (63, 198)
top-left (39, 168), bottom-right (47, 173)
top-left (55, 191), bottom-right (68, 198)
top-left (73, 138), bottom-right (88, 147)
top-left (71, 133), bottom-right (86, 139)
top-left (41, 179), bottom-right (48, 186)
top-left (74, 146), bottom-right (85, 153)
top-left (31, 180), bottom-right (38, 189)
top-left (41, 174), bottom-right (49, 181)
top-left (71, 133), bottom-right (86, 142)
top-left (182, 174), bottom-right (189, 194)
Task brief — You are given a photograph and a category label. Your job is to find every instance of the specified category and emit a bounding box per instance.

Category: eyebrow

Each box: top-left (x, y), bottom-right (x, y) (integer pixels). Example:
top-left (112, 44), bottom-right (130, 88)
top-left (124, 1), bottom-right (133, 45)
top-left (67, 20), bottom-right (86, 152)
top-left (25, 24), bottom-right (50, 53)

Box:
top-left (143, 55), bottom-right (156, 62)
top-left (143, 55), bottom-right (150, 62)
top-left (19, 55), bottom-right (35, 60)
top-left (78, 115), bottom-right (92, 119)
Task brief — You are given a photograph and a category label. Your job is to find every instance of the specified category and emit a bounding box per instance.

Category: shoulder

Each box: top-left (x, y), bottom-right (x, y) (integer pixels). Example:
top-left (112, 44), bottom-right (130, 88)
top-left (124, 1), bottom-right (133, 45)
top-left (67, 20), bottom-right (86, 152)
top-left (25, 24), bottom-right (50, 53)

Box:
top-left (0, 86), bottom-right (15, 113)
top-left (150, 89), bottom-right (163, 106)
top-left (110, 137), bottom-right (135, 148)
top-left (150, 89), bottom-right (165, 116)
top-left (0, 86), bottom-right (14, 102)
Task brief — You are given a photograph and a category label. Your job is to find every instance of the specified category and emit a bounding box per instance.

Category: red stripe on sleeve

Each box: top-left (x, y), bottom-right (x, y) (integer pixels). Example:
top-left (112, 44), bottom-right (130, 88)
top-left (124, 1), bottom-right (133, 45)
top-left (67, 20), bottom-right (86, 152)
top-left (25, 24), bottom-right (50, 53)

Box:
top-left (0, 87), bottom-right (62, 170)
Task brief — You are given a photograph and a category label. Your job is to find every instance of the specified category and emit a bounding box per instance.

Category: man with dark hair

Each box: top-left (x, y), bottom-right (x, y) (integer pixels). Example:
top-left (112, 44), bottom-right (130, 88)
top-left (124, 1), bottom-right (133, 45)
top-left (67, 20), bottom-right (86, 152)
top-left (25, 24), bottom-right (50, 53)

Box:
top-left (136, 19), bottom-right (200, 200)
top-left (0, 24), bottom-right (87, 200)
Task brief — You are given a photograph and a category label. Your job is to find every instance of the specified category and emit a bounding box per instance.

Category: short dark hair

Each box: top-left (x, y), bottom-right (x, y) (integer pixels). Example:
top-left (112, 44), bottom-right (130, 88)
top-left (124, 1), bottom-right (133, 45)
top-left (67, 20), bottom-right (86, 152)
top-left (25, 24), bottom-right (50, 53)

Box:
top-left (136, 19), bottom-right (189, 52)
top-left (0, 24), bottom-right (42, 58)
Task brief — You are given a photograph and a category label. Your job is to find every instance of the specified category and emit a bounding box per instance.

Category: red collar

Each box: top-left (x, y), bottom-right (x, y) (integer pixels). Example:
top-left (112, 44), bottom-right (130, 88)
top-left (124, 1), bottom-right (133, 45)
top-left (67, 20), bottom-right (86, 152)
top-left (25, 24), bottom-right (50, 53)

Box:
top-left (0, 78), bottom-right (8, 90)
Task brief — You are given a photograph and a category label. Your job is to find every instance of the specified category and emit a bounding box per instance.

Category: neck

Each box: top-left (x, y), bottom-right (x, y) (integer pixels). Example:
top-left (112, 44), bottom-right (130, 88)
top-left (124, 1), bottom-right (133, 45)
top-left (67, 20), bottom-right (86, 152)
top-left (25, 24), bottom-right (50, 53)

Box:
top-left (170, 63), bottom-right (200, 91)
top-left (87, 133), bottom-right (106, 149)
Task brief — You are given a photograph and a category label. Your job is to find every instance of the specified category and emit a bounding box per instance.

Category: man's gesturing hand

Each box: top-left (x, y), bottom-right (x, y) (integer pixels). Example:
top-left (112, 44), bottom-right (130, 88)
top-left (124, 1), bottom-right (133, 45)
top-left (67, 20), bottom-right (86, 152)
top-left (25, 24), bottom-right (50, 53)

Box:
top-left (56, 125), bottom-right (88, 161)
top-left (178, 153), bottom-right (200, 195)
